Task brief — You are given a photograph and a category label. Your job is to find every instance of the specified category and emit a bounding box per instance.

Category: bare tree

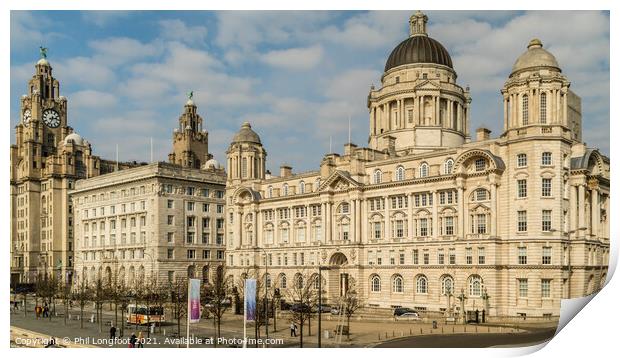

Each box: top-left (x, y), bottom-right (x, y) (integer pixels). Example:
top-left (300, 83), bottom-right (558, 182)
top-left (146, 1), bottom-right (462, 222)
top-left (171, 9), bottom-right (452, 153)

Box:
top-left (169, 277), bottom-right (188, 338)
top-left (202, 265), bottom-right (231, 346)
top-left (337, 277), bottom-right (363, 341)
top-left (286, 271), bottom-right (318, 348)
top-left (93, 278), bottom-right (106, 333)
top-left (35, 272), bottom-right (58, 321)
top-left (72, 276), bottom-right (92, 329)
top-left (59, 279), bottom-right (72, 326)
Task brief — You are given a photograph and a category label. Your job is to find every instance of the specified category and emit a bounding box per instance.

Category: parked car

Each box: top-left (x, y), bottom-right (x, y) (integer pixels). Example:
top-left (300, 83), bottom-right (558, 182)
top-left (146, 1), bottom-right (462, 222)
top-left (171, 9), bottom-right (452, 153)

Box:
top-left (290, 303), bottom-right (312, 313)
top-left (393, 307), bottom-right (417, 317)
top-left (203, 298), bottom-right (232, 308)
top-left (313, 304), bottom-right (332, 313)
top-left (395, 311), bottom-right (421, 321)
top-left (330, 307), bottom-right (341, 315)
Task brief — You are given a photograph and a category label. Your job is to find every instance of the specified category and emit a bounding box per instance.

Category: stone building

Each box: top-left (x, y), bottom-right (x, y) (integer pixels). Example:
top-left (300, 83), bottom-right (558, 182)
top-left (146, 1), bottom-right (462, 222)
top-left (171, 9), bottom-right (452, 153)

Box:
top-left (10, 53), bottom-right (138, 285)
top-left (224, 12), bottom-right (610, 318)
top-left (71, 100), bottom-right (227, 286)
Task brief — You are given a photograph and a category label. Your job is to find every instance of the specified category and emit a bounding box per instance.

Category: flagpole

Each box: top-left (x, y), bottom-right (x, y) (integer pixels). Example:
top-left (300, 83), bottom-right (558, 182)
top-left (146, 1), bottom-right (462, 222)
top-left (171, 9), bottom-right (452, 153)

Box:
top-left (348, 115), bottom-right (351, 144)
top-left (186, 280), bottom-right (191, 348)
top-left (243, 295), bottom-right (247, 348)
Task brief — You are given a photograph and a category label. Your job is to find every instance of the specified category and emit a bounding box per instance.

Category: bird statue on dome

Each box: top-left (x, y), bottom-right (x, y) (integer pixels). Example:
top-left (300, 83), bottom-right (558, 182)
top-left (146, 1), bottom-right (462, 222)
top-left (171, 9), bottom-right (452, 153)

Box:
top-left (39, 46), bottom-right (48, 59)
top-left (187, 91), bottom-right (194, 101)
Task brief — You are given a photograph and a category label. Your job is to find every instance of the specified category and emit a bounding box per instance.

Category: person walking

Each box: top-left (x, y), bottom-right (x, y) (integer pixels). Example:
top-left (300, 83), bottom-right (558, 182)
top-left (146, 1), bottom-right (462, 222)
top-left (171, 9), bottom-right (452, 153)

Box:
top-left (136, 332), bottom-right (144, 348)
top-left (110, 325), bottom-right (117, 339)
top-left (129, 333), bottom-right (137, 348)
top-left (290, 322), bottom-right (296, 337)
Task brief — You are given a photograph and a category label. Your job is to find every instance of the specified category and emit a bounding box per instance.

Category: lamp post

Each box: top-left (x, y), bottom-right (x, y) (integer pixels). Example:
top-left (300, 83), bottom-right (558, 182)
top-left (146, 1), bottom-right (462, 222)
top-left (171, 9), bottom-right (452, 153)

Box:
top-left (257, 247), bottom-right (269, 339)
top-left (481, 288), bottom-right (490, 323)
top-left (318, 266), bottom-right (331, 348)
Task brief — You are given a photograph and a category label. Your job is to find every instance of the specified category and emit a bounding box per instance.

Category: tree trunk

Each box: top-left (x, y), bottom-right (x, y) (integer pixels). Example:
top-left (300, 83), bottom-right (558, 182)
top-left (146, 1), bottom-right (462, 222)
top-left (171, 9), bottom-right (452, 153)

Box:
top-left (346, 315), bottom-right (351, 340)
top-left (64, 298), bottom-right (68, 326)
top-left (308, 315), bottom-right (311, 336)
top-left (299, 317), bottom-right (304, 348)
top-left (80, 306), bottom-right (84, 329)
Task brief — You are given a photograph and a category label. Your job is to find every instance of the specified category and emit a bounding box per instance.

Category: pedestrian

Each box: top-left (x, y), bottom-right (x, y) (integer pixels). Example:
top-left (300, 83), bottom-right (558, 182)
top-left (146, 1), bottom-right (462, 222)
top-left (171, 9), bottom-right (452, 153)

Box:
top-left (43, 303), bottom-right (49, 318)
top-left (110, 325), bottom-right (117, 339)
top-left (294, 324), bottom-right (298, 337)
top-left (14, 300), bottom-right (19, 311)
top-left (137, 332), bottom-right (144, 348)
top-left (290, 322), bottom-right (295, 337)
top-left (35, 305), bottom-right (40, 319)
top-left (45, 337), bottom-right (56, 348)
top-left (129, 333), bottom-right (137, 348)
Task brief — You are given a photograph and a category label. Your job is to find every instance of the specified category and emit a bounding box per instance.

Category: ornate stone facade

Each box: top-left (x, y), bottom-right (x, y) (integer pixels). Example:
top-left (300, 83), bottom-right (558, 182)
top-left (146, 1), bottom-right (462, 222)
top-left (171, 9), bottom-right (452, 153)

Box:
top-left (224, 12), bottom-right (610, 319)
top-left (10, 55), bottom-right (138, 284)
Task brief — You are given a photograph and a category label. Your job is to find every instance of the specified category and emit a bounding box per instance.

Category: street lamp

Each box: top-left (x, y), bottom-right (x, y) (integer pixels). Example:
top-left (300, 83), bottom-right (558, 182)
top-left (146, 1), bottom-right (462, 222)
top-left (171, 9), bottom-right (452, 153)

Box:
top-left (257, 247), bottom-right (269, 339)
top-left (318, 266), bottom-right (331, 348)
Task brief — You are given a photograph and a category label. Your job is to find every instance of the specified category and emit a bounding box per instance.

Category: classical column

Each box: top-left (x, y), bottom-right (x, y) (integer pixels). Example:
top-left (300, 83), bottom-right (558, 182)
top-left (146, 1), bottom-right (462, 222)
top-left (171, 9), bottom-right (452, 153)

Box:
top-left (490, 183), bottom-right (497, 236)
top-left (591, 187), bottom-right (599, 238)
top-left (578, 184), bottom-right (586, 237)
top-left (356, 199), bottom-right (363, 243)
top-left (457, 102), bottom-right (462, 132)
top-left (253, 209), bottom-right (259, 247)
top-left (431, 191), bottom-right (438, 238)
top-left (321, 202), bottom-right (328, 243)
top-left (327, 202), bottom-right (333, 242)
top-left (237, 210), bottom-right (243, 247)
top-left (384, 195), bottom-right (390, 239)
top-left (570, 185), bottom-right (578, 237)
top-left (562, 90), bottom-right (568, 125)
top-left (457, 185), bottom-right (465, 239)
top-left (447, 99), bottom-right (452, 129)
top-left (408, 193), bottom-right (414, 238)
top-left (503, 96), bottom-right (508, 131)
top-left (351, 199), bottom-right (357, 242)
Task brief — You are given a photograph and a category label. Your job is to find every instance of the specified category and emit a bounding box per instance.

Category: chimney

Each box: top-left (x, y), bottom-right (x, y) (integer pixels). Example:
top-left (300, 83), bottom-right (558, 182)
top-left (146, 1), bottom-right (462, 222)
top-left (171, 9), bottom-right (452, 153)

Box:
top-left (476, 127), bottom-right (491, 141)
top-left (280, 164), bottom-right (292, 177)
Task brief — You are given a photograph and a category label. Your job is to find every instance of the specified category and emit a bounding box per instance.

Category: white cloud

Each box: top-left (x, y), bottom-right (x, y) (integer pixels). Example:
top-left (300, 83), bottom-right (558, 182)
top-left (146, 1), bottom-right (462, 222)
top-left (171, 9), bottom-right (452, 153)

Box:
top-left (53, 56), bottom-right (117, 88)
top-left (159, 19), bottom-right (208, 46)
top-left (260, 45), bottom-right (324, 70)
top-left (88, 37), bottom-right (162, 66)
top-left (70, 90), bottom-right (118, 109)
top-left (81, 11), bottom-right (131, 27)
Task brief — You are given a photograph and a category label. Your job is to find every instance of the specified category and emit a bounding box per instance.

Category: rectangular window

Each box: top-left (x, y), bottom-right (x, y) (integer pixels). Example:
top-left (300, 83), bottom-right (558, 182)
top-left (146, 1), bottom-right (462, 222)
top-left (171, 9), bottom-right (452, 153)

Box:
top-left (167, 215), bottom-right (174, 225)
top-left (217, 205), bottom-right (224, 214)
top-left (475, 158), bottom-right (486, 172)
top-left (399, 253), bottom-right (405, 265)
top-left (187, 202), bottom-right (195, 211)
top-left (187, 232), bottom-right (194, 244)
top-left (445, 216), bottom-right (454, 235)
top-left (478, 247), bottom-right (485, 265)
top-left (374, 222), bottom-right (381, 239)
top-left (395, 220), bottom-right (404, 238)
top-left (517, 154), bottom-right (527, 167)
top-left (187, 216), bottom-right (195, 227)
top-left (542, 178), bottom-right (552, 197)
top-left (187, 249), bottom-right (195, 259)
top-left (202, 203), bottom-right (209, 212)
top-left (438, 252), bottom-right (445, 265)
top-left (167, 232), bottom-right (174, 243)
top-left (542, 210), bottom-right (552, 232)
top-left (476, 214), bottom-right (487, 234)
top-left (423, 253), bottom-right (429, 265)
top-left (517, 179), bottom-right (527, 198)
top-left (517, 211), bottom-right (527, 232)
top-left (167, 200), bottom-right (174, 208)
top-left (217, 250), bottom-right (224, 260)
top-left (542, 152), bottom-right (552, 166)
top-left (167, 249), bottom-right (174, 259)
top-left (449, 249), bottom-right (456, 264)
top-left (518, 279), bottom-right (528, 298)
top-left (203, 250), bottom-right (211, 259)
top-left (518, 247), bottom-right (527, 264)
top-left (542, 246), bottom-right (552, 265)
top-left (420, 218), bottom-right (428, 236)
top-left (202, 233), bottom-right (210, 244)
top-left (541, 279), bottom-right (551, 298)
top-left (466, 248), bottom-right (473, 264)
top-left (413, 250), bottom-right (419, 265)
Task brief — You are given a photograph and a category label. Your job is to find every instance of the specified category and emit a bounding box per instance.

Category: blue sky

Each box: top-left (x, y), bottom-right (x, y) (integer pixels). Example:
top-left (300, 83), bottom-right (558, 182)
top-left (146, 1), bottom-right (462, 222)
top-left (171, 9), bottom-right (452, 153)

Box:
top-left (10, 10), bottom-right (609, 173)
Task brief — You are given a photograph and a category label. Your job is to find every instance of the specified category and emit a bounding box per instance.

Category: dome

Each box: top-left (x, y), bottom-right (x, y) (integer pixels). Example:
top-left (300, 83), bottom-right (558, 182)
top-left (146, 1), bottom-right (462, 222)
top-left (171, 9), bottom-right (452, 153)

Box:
top-left (384, 11), bottom-right (453, 72)
top-left (64, 133), bottom-right (84, 146)
top-left (203, 158), bottom-right (220, 169)
top-left (186, 99), bottom-right (195, 106)
top-left (511, 39), bottom-right (560, 75)
top-left (37, 58), bottom-right (50, 66)
top-left (232, 122), bottom-right (261, 144)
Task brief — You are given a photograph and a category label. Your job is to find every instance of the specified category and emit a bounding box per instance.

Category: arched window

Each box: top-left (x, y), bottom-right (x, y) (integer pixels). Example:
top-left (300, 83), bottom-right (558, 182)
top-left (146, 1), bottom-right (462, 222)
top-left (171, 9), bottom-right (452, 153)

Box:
top-left (295, 273), bottom-right (304, 289)
top-left (395, 166), bottom-right (405, 181)
top-left (371, 275), bottom-right (381, 292)
top-left (522, 95), bottom-right (529, 125)
top-left (444, 159), bottom-right (454, 174)
top-left (441, 276), bottom-right (454, 295)
top-left (392, 275), bottom-right (403, 293)
top-left (373, 169), bottom-right (382, 184)
top-left (299, 181), bottom-right (305, 194)
top-left (419, 163), bottom-right (429, 178)
top-left (469, 275), bottom-right (483, 297)
top-left (540, 92), bottom-right (547, 124)
top-left (416, 275), bottom-right (428, 294)
top-left (280, 274), bottom-right (287, 289)
top-left (282, 183), bottom-right (289, 196)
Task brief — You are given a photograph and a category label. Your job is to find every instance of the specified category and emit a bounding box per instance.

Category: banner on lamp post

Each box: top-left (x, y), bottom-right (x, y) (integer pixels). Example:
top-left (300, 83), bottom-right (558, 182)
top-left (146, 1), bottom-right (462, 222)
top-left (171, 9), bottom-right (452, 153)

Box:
top-left (188, 278), bottom-right (201, 323)
top-left (244, 279), bottom-right (257, 322)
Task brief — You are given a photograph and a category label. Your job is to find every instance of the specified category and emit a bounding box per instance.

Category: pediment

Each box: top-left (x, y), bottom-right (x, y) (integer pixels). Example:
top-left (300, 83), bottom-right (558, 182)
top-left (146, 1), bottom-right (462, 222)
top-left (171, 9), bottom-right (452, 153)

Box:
top-left (318, 170), bottom-right (361, 192)
top-left (414, 80), bottom-right (441, 91)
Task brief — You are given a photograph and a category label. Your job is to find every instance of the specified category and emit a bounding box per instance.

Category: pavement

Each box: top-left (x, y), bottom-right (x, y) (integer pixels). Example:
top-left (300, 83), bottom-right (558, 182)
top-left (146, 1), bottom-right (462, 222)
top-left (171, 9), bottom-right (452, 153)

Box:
top-left (9, 296), bottom-right (559, 348)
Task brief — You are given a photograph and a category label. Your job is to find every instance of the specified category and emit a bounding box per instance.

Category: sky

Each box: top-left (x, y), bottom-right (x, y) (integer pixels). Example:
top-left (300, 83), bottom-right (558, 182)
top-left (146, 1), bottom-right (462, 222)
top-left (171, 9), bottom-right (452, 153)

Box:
top-left (10, 10), bottom-right (610, 174)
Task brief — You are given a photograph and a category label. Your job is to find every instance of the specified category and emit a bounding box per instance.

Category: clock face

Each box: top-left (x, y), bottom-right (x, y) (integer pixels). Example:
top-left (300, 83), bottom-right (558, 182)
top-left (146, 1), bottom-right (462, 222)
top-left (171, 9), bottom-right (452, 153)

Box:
top-left (42, 109), bottom-right (60, 128)
top-left (22, 109), bottom-right (31, 127)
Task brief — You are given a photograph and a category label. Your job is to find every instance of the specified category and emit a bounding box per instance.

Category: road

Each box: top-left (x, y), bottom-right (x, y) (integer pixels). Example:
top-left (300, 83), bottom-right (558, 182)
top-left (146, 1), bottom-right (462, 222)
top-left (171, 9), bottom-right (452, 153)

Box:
top-left (375, 327), bottom-right (556, 348)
